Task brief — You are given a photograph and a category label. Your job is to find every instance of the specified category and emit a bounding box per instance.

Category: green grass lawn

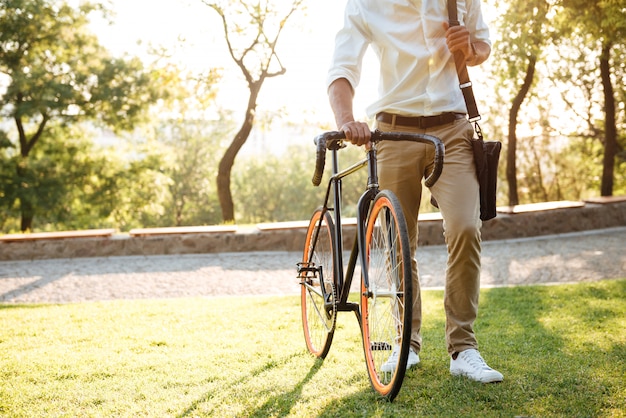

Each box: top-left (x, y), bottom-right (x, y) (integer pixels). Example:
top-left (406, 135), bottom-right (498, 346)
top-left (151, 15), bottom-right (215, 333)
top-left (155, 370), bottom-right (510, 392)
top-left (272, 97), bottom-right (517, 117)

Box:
top-left (1, 279), bottom-right (625, 417)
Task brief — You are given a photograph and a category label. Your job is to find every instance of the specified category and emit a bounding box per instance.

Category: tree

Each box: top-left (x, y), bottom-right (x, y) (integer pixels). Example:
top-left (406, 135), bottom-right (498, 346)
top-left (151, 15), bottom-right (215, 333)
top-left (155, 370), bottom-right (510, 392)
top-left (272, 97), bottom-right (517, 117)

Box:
top-left (153, 104), bottom-right (234, 227)
top-left (0, 120), bottom-right (146, 233)
top-left (202, 0), bottom-right (305, 223)
top-left (10, 125), bottom-right (123, 231)
top-left (490, 0), bottom-right (551, 206)
top-left (133, 54), bottom-right (234, 227)
top-left (0, 0), bottom-right (160, 231)
top-left (557, 0), bottom-right (626, 196)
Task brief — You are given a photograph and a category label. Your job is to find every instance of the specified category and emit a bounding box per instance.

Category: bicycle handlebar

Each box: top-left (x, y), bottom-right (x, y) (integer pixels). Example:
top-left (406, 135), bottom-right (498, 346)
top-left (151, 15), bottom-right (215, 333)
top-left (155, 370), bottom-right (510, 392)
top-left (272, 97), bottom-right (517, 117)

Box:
top-left (312, 130), bottom-right (445, 188)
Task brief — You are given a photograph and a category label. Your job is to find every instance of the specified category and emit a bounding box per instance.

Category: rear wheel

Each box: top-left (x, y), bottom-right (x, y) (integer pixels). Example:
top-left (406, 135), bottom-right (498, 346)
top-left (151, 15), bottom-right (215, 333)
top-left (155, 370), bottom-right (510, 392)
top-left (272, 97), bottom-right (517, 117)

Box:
top-left (360, 191), bottom-right (413, 401)
top-left (300, 208), bottom-right (337, 358)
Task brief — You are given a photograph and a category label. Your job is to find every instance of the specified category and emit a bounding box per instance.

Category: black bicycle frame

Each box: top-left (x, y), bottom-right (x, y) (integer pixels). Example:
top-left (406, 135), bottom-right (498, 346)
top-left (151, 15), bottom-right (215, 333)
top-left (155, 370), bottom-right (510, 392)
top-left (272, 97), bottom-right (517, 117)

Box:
top-left (304, 130), bottom-right (444, 322)
top-left (311, 139), bottom-right (379, 320)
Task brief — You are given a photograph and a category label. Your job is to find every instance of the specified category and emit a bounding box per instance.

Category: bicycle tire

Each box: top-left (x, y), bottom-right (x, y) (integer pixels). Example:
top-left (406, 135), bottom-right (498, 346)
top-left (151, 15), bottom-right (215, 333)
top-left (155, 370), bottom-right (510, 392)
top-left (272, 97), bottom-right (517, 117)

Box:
top-left (300, 208), bottom-right (337, 358)
top-left (360, 190), bottom-right (413, 401)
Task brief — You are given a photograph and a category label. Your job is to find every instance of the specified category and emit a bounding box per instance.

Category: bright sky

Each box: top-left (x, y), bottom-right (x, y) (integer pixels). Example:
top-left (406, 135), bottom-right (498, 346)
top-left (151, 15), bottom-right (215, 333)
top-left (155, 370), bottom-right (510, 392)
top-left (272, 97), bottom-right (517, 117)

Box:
top-left (89, 0), bottom-right (378, 128)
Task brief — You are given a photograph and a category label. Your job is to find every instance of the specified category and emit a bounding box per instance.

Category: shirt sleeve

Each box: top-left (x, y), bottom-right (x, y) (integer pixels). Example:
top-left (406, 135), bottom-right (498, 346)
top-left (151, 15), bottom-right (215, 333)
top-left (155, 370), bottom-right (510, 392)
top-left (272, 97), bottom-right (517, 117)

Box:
top-left (326, 0), bottom-right (371, 92)
top-left (465, 0), bottom-right (491, 47)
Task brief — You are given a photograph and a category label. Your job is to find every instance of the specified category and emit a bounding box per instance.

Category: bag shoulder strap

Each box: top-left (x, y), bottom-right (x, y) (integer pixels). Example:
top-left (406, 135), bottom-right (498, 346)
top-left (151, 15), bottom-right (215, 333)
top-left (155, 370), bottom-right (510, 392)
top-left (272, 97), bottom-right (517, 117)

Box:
top-left (447, 0), bottom-right (481, 123)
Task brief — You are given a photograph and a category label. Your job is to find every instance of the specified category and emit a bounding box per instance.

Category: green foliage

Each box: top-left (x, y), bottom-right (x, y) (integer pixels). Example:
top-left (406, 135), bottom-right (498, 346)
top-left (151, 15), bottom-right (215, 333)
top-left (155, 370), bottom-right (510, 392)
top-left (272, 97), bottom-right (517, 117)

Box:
top-left (123, 65), bottom-right (233, 229)
top-left (490, 0), bottom-right (551, 83)
top-left (0, 123), bottom-right (143, 232)
top-left (0, 48), bottom-right (238, 233)
top-left (0, 0), bottom-right (163, 230)
top-left (485, 0), bottom-right (626, 202)
top-left (557, 0), bottom-right (626, 42)
top-left (0, 0), bottom-right (159, 132)
top-left (232, 144), bottom-right (370, 224)
top-left (106, 151), bottom-right (173, 231)
top-left (550, 0), bottom-right (626, 196)
top-left (149, 117), bottom-right (232, 228)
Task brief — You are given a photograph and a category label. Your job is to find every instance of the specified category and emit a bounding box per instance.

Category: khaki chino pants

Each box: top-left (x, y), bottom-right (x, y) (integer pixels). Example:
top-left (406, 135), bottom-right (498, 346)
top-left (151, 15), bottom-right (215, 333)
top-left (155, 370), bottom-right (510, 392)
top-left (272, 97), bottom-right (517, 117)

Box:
top-left (376, 118), bottom-right (482, 356)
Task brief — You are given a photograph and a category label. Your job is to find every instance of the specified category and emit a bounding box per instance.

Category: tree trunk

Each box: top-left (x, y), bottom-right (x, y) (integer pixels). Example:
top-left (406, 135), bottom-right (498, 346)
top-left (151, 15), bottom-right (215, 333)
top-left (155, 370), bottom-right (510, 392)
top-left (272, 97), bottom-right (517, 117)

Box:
top-left (507, 56), bottom-right (536, 206)
top-left (16, 163), bottom-right (34, 232)
top-left (19, 198), bottom-right (34, 232)
top-left (216, 84), bottom-right (260, 223)
top-left (599, 44), bottom-right (616, 197)
top-left (15, 112), bottom-right (48, 231)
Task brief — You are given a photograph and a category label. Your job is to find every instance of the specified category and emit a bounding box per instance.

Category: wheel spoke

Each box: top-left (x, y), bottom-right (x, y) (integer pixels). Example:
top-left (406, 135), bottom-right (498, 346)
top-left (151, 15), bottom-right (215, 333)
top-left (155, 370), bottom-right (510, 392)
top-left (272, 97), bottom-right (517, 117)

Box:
top-left (361, 192), bottom-right (412, 401)
top-left (301, 209), bottom-right (336, 358)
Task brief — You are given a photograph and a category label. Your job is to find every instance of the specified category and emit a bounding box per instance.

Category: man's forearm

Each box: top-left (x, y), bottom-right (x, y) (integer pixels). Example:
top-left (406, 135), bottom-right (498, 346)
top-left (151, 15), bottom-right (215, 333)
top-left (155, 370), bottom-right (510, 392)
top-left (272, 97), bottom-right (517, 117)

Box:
top-left (466, 40), bottom-right (490, 67)
top-left (328, 78), bottom-right (356, 129)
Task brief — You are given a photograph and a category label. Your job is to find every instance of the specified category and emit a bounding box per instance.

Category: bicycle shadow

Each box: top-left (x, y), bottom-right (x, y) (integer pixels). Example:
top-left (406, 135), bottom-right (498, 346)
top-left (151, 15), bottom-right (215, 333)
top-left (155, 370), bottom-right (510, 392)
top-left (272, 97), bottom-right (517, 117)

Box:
top-left (176, 354), bottom-right (324, 418)
top-left (244, 357), bottom-right (325, 417)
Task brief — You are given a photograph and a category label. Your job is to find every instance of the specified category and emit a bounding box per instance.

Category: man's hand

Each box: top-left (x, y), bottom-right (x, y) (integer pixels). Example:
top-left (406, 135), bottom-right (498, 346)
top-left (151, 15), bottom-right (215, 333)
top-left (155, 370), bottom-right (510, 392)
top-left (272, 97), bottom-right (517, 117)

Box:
top-left (442, 22), bottom-right (490, 66)
top-left (340, 121), bottom-right (371, 147)
top-left (443, 21), bottom-right (473, 62)
top-left (328, 78), bottom-right (372, 148)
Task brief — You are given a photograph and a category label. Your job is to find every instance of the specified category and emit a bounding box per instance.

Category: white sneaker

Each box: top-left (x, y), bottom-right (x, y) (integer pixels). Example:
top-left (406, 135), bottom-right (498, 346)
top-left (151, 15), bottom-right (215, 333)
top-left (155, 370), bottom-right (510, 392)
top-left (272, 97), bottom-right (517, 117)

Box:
top-left (380, 345), bottom-right (420, 373)
top-left (450, 349), bottom-right (503, 383)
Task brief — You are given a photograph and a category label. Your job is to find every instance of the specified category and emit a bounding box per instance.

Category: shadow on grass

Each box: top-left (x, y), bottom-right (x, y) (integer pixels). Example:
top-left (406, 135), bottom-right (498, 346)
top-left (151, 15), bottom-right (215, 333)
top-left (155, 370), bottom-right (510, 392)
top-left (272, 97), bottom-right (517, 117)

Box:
top-left (310, 281), bottom-right (626, 417)
top-left (245, 357), bottom-right (325, 417)
top-left (176, 353), bottom-right (324, 418)
top-left (471, 281), bottom-right (625, 416)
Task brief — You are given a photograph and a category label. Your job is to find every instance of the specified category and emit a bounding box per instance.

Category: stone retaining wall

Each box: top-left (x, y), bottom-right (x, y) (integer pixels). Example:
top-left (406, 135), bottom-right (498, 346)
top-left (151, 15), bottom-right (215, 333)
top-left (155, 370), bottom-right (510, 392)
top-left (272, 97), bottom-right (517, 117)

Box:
top-left (1, 199), bottom-right (625, 261)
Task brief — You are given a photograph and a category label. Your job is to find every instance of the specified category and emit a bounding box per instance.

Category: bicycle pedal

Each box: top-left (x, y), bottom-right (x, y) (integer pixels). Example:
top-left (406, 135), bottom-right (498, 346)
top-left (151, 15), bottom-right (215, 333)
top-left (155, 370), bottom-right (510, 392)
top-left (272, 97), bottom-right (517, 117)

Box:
top-left (296, 262), bottom-right (318, 276)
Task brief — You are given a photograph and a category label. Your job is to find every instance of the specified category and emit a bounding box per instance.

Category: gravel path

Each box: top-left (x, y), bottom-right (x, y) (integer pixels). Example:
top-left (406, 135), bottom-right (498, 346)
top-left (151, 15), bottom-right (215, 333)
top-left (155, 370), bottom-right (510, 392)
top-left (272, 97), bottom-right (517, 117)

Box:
top-left (1, 227), bottom-right (624, 304)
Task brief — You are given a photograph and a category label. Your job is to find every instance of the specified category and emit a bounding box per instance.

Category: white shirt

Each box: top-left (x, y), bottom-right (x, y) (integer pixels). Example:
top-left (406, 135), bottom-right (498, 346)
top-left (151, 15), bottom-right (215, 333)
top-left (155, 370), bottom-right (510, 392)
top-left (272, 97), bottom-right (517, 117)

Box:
top-left (327, 0), bottom-right (491, 118)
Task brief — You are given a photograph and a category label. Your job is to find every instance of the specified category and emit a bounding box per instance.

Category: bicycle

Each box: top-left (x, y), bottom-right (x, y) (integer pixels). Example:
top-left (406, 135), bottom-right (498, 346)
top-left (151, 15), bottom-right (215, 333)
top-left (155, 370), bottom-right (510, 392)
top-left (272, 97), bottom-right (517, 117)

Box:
top-left (296, 129), bottom-right (444, 401)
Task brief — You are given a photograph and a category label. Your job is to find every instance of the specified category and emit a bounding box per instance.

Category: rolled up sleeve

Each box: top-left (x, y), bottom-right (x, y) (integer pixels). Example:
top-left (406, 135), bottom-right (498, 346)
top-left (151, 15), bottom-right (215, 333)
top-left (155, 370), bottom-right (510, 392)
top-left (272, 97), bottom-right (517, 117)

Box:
top-left (326, 0), bottom-right (370, 91)
top-left (465, 0), bottom-right (491, 47)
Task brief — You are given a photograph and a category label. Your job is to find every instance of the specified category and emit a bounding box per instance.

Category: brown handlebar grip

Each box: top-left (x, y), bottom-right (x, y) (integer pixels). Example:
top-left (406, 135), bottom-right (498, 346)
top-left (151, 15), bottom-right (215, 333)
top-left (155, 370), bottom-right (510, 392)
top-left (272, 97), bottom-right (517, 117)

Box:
top-left (311, 131), bottom-right (346, 186)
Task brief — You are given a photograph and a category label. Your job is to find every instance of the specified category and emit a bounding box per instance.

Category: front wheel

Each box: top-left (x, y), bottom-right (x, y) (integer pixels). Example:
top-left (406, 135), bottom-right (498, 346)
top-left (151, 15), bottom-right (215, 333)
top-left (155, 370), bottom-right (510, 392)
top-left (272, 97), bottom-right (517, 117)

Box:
top-left (360, 191), bottom-right (413, 401)
top-left (300, 208), bottom-right (337, 358)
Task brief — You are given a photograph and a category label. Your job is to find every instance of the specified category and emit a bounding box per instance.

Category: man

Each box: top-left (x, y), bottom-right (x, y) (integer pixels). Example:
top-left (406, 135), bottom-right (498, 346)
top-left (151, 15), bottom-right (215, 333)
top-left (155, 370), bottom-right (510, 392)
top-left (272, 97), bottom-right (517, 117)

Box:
top-left (327, 0), bottom-right (503, 383)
